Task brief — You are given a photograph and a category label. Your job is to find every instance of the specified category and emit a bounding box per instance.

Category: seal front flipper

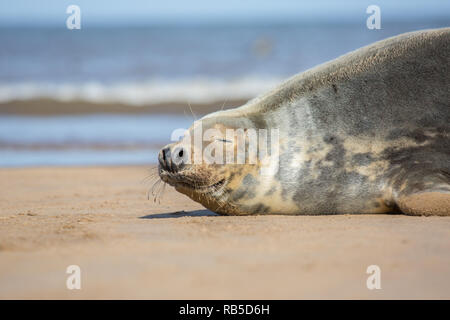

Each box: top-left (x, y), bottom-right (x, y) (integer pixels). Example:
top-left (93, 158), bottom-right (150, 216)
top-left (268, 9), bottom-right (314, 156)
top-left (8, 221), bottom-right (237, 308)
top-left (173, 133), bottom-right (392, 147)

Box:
top-left (393, 169), bottom-right (450, 216)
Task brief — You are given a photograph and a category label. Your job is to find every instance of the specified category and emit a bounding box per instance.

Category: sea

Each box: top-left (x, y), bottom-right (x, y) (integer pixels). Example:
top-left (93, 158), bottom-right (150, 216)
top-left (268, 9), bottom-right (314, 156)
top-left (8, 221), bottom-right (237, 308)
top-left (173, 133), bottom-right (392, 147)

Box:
top-left (0, 20), bottom-right (448, 166)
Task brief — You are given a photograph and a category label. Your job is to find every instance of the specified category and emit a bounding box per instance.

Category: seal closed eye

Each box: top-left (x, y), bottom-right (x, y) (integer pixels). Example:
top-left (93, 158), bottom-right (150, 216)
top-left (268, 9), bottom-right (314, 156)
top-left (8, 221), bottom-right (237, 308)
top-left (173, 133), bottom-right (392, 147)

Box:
top-left (158, 28), bottom-right (450, 216)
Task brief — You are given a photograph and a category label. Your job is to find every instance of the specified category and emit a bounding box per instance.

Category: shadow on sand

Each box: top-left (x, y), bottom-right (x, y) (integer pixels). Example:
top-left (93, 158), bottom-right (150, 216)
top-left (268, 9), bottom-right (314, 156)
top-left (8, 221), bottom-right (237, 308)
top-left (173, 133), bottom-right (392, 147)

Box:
top-left (140, 209), bottom-right (219, 219)
top-left (140, 210), bottom-right (402, 219)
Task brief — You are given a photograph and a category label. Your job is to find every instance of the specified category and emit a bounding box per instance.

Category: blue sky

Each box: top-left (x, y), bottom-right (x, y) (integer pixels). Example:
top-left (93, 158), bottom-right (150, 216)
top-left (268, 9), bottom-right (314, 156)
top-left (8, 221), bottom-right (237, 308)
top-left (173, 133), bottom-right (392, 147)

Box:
top-left (0, 0), bottom-right (449, 26)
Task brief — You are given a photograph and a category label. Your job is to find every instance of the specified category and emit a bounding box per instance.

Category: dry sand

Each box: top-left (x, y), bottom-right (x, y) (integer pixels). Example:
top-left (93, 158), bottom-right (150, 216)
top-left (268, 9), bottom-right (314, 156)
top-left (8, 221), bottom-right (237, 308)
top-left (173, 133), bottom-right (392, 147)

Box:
top-left (0, 166), bottom-right (449, 299)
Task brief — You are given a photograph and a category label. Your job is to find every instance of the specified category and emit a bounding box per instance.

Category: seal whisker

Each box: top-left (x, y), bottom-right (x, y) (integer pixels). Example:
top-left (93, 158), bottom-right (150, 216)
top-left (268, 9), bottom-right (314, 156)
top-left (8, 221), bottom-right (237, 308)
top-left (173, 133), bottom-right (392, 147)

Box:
top-left (154, 180), bottom-right (164, 203)
top-left (220, 98), bottom-right (228, 112)
top-left (148, 178), bottom-right (162, 201)
top-left (141, 172), bottom-right (160, 184)
top-left (159, 182), bottom-right (167, 203)
top-left (141, 167), bottom-right (160, 184)
top-left (188, 102), bottom-right (197, 121)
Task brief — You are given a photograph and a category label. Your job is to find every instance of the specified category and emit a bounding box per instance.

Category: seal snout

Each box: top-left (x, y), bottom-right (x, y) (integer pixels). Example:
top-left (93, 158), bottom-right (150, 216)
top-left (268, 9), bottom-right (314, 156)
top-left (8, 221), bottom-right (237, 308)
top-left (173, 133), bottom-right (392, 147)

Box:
top-left (158, 145), bottom-right (186, 173)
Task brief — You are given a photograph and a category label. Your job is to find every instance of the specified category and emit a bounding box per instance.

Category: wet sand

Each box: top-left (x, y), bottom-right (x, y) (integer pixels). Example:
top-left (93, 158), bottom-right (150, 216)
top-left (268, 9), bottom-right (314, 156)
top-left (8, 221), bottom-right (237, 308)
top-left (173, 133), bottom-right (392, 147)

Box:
top-left (0, 99), bottom-right (247, 116)
top-left (0, 166), bottom-right (449, 299)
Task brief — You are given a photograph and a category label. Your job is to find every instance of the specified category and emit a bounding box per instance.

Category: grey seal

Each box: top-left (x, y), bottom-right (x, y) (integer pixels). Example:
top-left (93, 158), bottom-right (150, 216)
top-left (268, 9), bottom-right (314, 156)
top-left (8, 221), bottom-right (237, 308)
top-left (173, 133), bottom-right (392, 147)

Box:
top-left (158, 28), bottom-right (450, 216)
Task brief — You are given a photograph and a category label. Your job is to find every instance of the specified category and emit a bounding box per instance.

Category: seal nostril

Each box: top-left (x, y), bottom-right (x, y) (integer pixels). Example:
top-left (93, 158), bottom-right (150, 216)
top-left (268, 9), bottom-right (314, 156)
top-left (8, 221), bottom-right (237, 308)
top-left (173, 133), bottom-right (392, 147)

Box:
top-left (160, 147), bottom-right (172, 171)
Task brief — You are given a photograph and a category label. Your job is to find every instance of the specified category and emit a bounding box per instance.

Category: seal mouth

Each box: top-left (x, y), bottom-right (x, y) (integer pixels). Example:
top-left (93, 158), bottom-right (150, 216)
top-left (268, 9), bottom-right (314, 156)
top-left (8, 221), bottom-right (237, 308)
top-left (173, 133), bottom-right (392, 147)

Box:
top-left (159, 167), bottom-right (226, 193)
top-left (177, 178), bottom-right (226, 192)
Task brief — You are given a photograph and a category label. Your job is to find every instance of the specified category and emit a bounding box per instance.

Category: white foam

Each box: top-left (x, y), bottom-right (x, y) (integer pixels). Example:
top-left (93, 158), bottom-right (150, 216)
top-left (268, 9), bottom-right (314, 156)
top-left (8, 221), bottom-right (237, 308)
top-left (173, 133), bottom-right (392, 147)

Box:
top-left (0, 76), bottom-right (283, 105)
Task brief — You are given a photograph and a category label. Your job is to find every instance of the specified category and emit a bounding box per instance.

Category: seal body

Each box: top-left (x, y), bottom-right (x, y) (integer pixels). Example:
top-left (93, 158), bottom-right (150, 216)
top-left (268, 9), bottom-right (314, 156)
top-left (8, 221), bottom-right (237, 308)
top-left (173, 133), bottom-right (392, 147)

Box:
top-left (158, 28), bottom-right (450, 216)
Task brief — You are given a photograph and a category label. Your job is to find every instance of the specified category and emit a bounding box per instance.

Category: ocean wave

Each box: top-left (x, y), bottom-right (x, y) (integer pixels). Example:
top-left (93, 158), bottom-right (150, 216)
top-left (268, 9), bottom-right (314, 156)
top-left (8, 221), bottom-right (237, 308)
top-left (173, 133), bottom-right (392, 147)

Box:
top-left (0, 77), bottom-right (284, 105)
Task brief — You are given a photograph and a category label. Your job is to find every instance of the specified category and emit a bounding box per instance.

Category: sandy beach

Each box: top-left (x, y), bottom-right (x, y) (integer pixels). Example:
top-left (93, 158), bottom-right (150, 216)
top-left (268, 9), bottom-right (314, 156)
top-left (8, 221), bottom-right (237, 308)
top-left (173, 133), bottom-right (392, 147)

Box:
top-left (0, 166), bottom-right (449, 299)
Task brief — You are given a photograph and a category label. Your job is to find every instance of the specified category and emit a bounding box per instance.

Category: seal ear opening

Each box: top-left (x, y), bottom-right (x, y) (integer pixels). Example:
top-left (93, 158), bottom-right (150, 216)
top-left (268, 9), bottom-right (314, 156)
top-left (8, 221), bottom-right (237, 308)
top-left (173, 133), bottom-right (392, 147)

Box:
top-left (394, 169), bottom-right (450, 216)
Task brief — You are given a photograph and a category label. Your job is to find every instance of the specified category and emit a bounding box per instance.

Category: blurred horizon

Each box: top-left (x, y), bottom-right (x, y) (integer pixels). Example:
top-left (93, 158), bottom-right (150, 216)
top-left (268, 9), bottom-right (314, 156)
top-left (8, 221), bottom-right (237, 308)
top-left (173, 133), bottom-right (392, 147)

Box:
top-left (0, 1), bottom-right (448, 167)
